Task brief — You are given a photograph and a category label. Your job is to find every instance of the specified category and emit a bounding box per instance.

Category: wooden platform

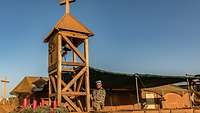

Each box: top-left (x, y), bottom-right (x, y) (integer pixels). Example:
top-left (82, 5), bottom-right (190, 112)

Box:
top-left (87, 105), bottom-right (200, 113)
top-left (87, 109), bottom-right (200, 113)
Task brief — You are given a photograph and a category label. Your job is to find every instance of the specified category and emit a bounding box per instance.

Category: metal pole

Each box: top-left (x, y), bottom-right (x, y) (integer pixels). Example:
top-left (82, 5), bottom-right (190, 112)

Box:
top-left (135, 74), bottom-right (140, 106)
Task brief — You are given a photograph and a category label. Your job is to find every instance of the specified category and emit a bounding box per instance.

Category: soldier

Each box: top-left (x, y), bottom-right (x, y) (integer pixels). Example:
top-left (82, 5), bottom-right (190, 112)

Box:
top-left (92, 80), bottom-right (106, 111)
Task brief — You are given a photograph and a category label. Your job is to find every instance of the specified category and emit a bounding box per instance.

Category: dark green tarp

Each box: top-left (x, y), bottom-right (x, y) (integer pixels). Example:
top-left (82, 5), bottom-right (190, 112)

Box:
top-left (89, 68), bottom-right (187, 90)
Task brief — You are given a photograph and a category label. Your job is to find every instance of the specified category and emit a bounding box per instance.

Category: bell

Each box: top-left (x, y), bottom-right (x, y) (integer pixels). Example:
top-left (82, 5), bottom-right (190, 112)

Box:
top-left (62, 45), bottom-right (71, 57)
top-left (63, 45), bottom-right (71, 51)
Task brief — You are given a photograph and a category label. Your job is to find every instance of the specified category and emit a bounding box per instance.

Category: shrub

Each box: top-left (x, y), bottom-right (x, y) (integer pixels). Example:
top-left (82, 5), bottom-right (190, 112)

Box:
top-left (10, 105), bottom-right (69, 113)
top-left (20, 107), bottom-right (34, 113)
top-left (54, 106), bottom-right (68, 113)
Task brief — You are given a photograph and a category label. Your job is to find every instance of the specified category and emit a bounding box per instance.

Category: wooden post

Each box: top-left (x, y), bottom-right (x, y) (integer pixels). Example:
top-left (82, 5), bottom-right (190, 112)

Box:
top-left (73, 52), bottom-right (77, 91)
top-left (84, 39), bottom-right (90, 112)
top-left (57, 34), bottom-right (62, 106)
top-left (49, 77), bottom-right (52, 105)
top-left (65, 0), bottom-right (70, 14)
top-left (50, 76), bottom-right (57, 92)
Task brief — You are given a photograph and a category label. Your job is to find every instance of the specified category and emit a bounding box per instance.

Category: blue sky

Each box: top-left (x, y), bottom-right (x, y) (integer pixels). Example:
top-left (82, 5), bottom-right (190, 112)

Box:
top-left (0, 0), bottom-right (200, 96)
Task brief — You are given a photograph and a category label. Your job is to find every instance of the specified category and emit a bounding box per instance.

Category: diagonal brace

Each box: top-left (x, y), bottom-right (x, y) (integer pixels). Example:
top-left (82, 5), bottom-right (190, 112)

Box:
top-left (62, 67), bottom-right (86, 92)
top-left (63, 95), bottom-right (81, 112)
top-left (62, 35), bottom-right (86, 63)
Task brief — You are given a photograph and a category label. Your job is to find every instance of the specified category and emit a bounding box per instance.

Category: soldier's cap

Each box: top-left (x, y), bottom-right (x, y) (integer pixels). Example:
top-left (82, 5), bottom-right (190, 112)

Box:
top-left (96, 80), bottom-right (102, 84)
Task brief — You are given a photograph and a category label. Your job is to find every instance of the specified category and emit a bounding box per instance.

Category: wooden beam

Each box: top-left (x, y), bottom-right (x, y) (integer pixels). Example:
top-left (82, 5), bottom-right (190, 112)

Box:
top-left (63, 95), bottom-right (81, 112)
top-left (84, 39), bottom-right (91, 112)
top-left (73, 52), bottom-right (77, 92)
top-left (60, 31), bottom-right (88, 39)
top-left (62, 61), bottom-right (85, 67)
top-left (61, 92), bottom-right (86, 96)
top-left (65, 0), bottom-right (70, 14)
top-left (62, 36), bottom-right (86, 62)
top-left (50, 93), bottom-right (57, 97)
top-left (76, 74), bottom-right (84, 92)
top-left (49, 75), bottom-right (52, 105)
top-left (62, 68), bottom-right (75, 72)
top-left (49, 69), bottom-right (57, 75)
top-left (62, 67), bottom-right (86, 92)
top-left (61, 79), bottom-right (67, 87)
top-left (50, 76), bottom-right (57, 93)
top-left (77, 99), bottom-right (84, 111)
top-left (57, 34), bottom-right (62, 106)
top-left (73, 51), bottom-right (77, 64)
top-left (54, 74), bottom-right (72, 92)
top-left (64, 102), bottom-right (73, 112)
top-left (61, 80), bottom-right (73, 92)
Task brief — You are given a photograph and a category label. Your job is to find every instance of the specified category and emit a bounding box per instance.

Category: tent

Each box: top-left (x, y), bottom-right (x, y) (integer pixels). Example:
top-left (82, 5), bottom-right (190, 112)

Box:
top-left (89, 68), bottom-right (187, 90)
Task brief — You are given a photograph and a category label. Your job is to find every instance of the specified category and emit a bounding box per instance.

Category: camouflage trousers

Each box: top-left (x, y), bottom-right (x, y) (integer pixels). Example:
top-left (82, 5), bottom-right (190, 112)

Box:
top-left (93, 101), bottom-right (104, 111)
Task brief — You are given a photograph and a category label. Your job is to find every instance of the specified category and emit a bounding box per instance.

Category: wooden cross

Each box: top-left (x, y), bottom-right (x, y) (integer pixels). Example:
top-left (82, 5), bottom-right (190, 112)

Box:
top-left (59, 0), bottom-right (76, 14)
top-left (1, 79), bottom-right (10, 98)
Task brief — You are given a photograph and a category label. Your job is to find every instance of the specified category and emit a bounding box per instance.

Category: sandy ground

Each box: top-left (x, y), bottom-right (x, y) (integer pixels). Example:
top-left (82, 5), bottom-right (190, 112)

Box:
top-left (0, 106), bottom-right (7, 113)
top-left (0, 104), bottom-right (16, 113)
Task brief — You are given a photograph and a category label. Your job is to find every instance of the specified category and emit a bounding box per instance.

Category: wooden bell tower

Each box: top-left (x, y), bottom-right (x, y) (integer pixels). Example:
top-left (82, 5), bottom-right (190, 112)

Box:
top-left (44, 0), bottom-right (94, 112)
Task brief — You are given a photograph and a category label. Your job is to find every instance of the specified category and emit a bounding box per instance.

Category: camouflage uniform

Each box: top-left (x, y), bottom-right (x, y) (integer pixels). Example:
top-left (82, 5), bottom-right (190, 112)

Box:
top-left (92, 88), bottom-right (106, 111)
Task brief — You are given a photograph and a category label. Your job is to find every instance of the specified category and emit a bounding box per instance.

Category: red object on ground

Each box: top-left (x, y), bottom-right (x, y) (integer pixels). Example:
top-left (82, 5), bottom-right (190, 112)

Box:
top-left (51, 100), bottom-right (57, 109)
top-left (23, 97), bottom-right (28, 108)
top-left (53, 100), bottom-right (57, 108)
top-left (40, 98), bottom-right (45, 108)
top-left (33, 97), bottom-right (37, 110)
top-left (50, 100), bottom-right (57, 113)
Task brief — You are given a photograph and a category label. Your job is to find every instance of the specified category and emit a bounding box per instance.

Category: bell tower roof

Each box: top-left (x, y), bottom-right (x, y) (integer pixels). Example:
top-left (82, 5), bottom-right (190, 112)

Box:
top-left (44, 14), bottom-right (94, 43)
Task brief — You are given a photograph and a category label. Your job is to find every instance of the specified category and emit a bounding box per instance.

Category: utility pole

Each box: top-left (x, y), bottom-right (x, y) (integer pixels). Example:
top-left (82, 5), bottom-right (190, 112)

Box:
top-left (135, 73), bottom-right (140, 106)
top-left (1, 78), bottom-right (10, 98)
